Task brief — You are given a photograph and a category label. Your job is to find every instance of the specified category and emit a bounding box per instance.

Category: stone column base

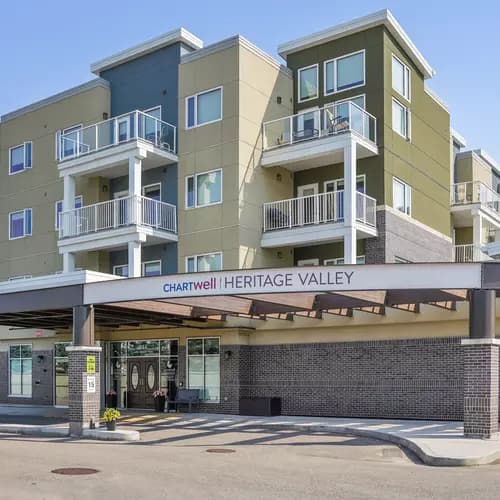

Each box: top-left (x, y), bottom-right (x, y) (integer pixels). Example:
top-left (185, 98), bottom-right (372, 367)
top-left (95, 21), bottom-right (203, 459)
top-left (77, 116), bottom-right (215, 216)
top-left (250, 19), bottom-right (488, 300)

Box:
top-left (462, 339), bottom-right (500, 439)
top-left (67, 346), bottom-right (102, 437)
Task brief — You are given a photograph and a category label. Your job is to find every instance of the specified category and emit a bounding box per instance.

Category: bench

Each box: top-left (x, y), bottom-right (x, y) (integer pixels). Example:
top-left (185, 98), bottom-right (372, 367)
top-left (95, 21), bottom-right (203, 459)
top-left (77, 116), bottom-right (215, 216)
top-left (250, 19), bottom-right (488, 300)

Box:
top-left (168, 389), bottom-right (201, 413)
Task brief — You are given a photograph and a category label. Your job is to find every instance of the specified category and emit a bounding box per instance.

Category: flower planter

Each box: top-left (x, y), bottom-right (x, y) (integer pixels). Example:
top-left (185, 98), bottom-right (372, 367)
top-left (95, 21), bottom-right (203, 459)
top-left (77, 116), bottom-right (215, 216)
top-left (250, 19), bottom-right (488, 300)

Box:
top-left (106, 420), bottom-right (116, 431)
top-left (153, 395), bottom-right (166, 413)
top-left (106, 394), bottom-right (118, 408)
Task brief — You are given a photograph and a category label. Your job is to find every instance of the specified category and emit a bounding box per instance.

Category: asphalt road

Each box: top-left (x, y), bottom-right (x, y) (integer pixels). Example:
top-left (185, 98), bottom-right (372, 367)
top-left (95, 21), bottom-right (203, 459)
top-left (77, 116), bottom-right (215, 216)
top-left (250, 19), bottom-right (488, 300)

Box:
top-left (1, 424), bottom-right (500, 500)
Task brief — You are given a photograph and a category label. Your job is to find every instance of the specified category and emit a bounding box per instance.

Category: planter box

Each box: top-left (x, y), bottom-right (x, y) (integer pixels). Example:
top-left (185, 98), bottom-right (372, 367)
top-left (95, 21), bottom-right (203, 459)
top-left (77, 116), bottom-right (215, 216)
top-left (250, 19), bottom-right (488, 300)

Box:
top-left (239, 397), bottom-right (281, 417)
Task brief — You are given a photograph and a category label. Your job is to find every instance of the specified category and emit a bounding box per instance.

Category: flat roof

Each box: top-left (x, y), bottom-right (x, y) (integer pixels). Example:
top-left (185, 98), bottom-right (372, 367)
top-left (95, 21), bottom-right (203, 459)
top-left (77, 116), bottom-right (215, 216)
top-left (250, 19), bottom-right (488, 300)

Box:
top-left (278, 9), bottom-right (435, 79)
top-left (91, 27), bottom-right (203, 75)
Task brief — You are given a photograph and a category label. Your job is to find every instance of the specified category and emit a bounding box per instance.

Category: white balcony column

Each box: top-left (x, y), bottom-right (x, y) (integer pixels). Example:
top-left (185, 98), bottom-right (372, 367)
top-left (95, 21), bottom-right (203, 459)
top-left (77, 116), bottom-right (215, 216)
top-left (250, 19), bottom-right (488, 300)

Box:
top-left (63, 174), bottom-right (76, 212)
top-left (63, 252), bottom-right (75, 273)
top-left (128, 240), bottom-right (142, 278)
top-left (128, 155), bottom-right (142, 197)
top-left (473, 212), bottom-right (483, 248)
top-left (343, 139), bottom-right (357, 264)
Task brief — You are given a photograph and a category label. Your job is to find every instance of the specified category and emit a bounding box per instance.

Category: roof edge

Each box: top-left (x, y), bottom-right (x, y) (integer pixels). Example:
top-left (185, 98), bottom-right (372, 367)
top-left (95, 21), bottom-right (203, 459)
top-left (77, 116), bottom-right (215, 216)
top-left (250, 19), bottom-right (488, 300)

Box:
top-left (91, 27), bottom-right (203, 75)
top-left (0, 78), bottom-right (110, 123)
top-left (451, 128), bottom-right (467, 148)
top-left (277, 9), bottom-right (434, 79)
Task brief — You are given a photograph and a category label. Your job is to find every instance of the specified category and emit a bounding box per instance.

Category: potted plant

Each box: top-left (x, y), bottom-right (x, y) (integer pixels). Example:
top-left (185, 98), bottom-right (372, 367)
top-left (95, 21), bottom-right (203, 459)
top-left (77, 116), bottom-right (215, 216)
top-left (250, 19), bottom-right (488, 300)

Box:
top-left (153, 389), bottom-right (166, 412)
top-left (103, 407), bottom-right (120, 431)
top-left (106, 390), bottom-right (117, 409)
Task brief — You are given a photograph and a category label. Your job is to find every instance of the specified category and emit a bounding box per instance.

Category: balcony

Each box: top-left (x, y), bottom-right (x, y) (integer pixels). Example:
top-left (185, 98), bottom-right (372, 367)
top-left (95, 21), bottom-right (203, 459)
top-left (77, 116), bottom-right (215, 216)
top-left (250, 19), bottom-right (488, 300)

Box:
top-left (57, 195), bottom-right (177, 253)
top-left (451, 181), bottom-right (500, 227)
top-left (261, 102), bottom-right (378, 171)
top-left (57, 111), bottom-right (178, 177)
top-left (261, 190), bottom-right (377, 248)
top-left (453, 244), bottom-right (492, 263)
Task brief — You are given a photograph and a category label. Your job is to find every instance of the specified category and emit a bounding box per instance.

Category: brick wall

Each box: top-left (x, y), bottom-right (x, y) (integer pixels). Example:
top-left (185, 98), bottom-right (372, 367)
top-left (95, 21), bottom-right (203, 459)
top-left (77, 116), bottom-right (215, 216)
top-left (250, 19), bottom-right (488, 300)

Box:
top-left (0, 350), bottom-right (53, 405)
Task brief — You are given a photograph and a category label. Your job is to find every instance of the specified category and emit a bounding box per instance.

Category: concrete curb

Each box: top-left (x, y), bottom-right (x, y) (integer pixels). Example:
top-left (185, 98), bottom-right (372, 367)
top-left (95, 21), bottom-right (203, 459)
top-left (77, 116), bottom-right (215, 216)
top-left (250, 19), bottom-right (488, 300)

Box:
top-left (244, 422), bottom-right (500, 467)
top-left (82, 429), bottom-right (140, 441)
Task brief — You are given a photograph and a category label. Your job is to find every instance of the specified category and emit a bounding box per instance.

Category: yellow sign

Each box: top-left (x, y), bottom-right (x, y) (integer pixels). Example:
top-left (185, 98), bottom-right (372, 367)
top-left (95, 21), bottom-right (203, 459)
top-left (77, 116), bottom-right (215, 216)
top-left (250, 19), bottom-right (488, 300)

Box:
top-left (86, 355), bottom-right (96, 374)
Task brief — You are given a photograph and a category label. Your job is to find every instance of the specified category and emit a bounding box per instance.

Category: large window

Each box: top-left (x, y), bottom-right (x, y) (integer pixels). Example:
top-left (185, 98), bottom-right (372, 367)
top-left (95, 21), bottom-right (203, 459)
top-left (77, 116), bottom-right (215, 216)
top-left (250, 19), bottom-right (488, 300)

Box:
top-left (55, 196), bottom-right (83, 230)
top-left (54, 343), bottom-right (70, 406)
top-left (187, 338), bottom-right (220, 402)
top-left (186, 169), bottom-right (222, 208)
top-left (392, 55), bottom-right (411, 101)
top-left (324, 51), bottom-right (365, 95)
top-left (298, 64), bottom-right (319, 102)
top-left (9, 344), bottom-right (32, 397)
top-left (9, 209), bottom-right (32, 240)
top-left (392, 98), bottom-right (411, 139)
top-left (186, 252), bottom-right (222, 273)
top-left (9, 142), bottom-right (32, 174)
top-left (186, 87), bottom-right (222, 128)
top-left (112, 260), bottom-right (162, 278)
top-left (393, 177), bottom-right (412, 216)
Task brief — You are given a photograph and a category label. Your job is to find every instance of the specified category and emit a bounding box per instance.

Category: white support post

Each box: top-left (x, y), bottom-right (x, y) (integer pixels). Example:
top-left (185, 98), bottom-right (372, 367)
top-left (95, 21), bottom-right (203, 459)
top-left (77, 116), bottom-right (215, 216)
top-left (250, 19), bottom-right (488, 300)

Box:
top-left (343, 139), bottom-right (357, 264)
top-left (128, 156), bottom-right (142, 197)
top-left (63, 252), bottom-right (75, 273)
top-left (473, 212), bottom-right (483, 249)
top-left (63, 175), bottom-right (76, 212)
top-left (128, 241), bottom-right (142, 278)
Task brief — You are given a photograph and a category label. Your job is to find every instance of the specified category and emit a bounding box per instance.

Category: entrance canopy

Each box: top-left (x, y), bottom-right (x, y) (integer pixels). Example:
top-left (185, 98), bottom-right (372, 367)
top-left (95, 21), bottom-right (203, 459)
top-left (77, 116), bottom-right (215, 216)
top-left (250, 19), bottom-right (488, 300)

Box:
top-left (0, 263), bottom-right (499, 329)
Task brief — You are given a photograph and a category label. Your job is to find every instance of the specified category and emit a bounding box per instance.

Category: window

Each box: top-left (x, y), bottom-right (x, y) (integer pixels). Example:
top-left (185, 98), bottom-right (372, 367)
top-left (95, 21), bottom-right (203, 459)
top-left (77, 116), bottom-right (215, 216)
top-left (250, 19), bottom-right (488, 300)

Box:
top-left (9, 344), bottom-right (32, 397)
top-left (324, 256), bottom-right (365, 265)
top-left (392, 98), bottom-right (411, 139)
top-left (187, 338), bottom-right (220, 402)
top-left (142, 260), bottom-right (161, 277)
top-left (54, 343), bottom-right (70, 406)
top-left (55, 196), bottom-right (83, 229)
top-left (297, 259), bottom-right (319, 266)
top-left (324, 51), bottom-right (365, 95)
top-left (185, 169), bottom-right (222, 208)
top-left (60, 125), bottom-right (82, 159)
top-left (186, 87), bottom-right (222, 128)
top-left (9, 142), bottom-right (32, 174)
top-left (144, 106), bottom-right (161, 119)
top-left (113, 265), bottom-right (129, 277)
top-left (186, 252), bottom-right (222, 272)
top-left (9, 209), bottom-right (32, 239)
top-left (143, 183), bottom-right (161, 201)
top-left (393, 177), bottom-right (412, 216)
top-left (392, 55), bottom-right (411, 101)
top-left (298, 64), bottom-right (319, 102)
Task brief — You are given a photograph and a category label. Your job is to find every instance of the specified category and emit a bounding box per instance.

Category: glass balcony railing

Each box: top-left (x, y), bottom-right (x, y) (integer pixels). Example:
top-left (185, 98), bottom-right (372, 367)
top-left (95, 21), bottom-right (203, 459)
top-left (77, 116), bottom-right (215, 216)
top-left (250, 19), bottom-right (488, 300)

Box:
top-left (58, 111), bottom-right (177, 161)
top-left (451, 181), bottom-right (500, 216)
top-left (262, 101), bottom-right (377, 152)
top-left (263, 190), bottom-right (376, 232)
top-left (453, 244), bottom-right (492, 263)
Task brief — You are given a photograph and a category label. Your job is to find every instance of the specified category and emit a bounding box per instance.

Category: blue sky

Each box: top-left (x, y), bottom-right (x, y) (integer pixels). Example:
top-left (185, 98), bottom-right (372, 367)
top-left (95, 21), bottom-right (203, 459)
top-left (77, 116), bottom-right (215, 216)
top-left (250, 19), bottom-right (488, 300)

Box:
top-left (1, 0), bottom-right (498, 159)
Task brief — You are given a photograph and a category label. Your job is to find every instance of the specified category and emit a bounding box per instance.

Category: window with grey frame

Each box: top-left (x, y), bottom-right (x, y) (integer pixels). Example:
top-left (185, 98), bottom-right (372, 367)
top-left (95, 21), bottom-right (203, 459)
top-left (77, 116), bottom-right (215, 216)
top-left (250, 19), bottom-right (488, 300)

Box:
top-left (54, 342), bottom-right (70, 406)
top-left (187, 338), bottom-right (220, 402)
top-left (9, 344), bottom-right (32, 397)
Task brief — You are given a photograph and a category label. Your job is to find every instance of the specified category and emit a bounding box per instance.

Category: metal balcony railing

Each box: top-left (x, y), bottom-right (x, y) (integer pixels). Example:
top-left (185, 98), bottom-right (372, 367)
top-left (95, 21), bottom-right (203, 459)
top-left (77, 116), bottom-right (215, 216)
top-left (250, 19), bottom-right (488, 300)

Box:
top-left (262, 101), bottom-right (377, 151)
top-left (453, 244), bottom-right (492, 263)
top-left (263, 190), bottom-right (376, 232)
top-left (58, 110), bottom-right (177, 161)
top-left (59, 195), bottom-right (177, 239)
top-left (451, 181), bottom-right (500, 216)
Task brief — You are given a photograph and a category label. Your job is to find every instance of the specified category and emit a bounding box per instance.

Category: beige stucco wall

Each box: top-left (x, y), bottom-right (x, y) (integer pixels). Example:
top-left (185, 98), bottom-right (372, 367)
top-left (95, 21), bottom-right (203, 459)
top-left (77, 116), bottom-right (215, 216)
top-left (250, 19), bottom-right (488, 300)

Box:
top-left (0, 85), bottom-right (110, 280)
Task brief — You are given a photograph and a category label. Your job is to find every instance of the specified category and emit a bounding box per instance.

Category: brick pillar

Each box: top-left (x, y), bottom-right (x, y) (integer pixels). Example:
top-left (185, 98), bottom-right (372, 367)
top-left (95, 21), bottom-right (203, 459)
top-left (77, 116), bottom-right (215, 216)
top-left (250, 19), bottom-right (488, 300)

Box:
top-left (462, 340), bottom-right (499, 439)
top-left (67, 346), bottom-right (102, 436)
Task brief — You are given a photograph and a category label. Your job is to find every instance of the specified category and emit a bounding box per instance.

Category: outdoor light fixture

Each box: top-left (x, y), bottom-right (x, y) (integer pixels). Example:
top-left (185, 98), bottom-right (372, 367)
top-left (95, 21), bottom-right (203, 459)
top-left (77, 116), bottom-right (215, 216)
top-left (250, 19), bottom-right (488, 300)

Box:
top-left (224, 350), bottom-right (232, 360)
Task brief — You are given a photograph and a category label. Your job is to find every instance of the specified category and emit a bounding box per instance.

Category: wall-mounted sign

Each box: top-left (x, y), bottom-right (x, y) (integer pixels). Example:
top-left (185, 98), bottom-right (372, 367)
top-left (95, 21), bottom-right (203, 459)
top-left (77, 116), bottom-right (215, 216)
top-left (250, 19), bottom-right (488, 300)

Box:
top-left (87, 376), bottom-right (96, 393)
top-left (86, 355), bottom-right (96, 374)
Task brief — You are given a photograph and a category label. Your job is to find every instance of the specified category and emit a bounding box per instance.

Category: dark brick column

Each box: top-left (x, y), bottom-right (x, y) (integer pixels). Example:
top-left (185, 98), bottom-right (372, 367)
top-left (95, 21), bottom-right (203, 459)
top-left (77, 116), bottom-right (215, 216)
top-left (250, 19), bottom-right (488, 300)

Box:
top-left (67, 346), bottom-right (101, 436)
top-left (462, 340), bottom-right (499, 439)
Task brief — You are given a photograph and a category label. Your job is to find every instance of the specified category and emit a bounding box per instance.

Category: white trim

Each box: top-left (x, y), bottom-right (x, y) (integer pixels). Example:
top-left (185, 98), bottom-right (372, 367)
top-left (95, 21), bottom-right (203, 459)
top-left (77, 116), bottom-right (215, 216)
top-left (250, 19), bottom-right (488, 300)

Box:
top-left (185, 86), bottom-right (223, 129)
top-left (323, 49), bottom-right (366, 96)
top-left (278, 9), bottom-right (435, 79)
top-left (143, 105), bottom-right (162, 117)
top-left (185, 252), bottom-right (223, 272)
top-left (297, 259), bottom-right (320, 266)
top-left (185, 168), bottom-right (223, 209)
top-left (324, 255), bottom-right (365, 265)
top-left (142, 260), bottom-right (162, 277)
top-left (461, 339), bottom-right (500, 346)
top-left (333, 94), bottom-right (366, 108)
top-left (9, 141), bottom-right (32, 175)
top-left (142, 182), bottom-right (162, 200)
top-left (324, 174), bottom-right (366, 193)
top-left (451, 128), bottom-right (467, 149)
top-left (8, 208), bottom-right (32, 240)
top-left (8, 343), bottom-right (33, 398)
top-left (91, 28), bottom-right (203, 75)
top-left (297, 64), bottom-right (319, 103)
top-left (391, 54), bottom-right (411, 102)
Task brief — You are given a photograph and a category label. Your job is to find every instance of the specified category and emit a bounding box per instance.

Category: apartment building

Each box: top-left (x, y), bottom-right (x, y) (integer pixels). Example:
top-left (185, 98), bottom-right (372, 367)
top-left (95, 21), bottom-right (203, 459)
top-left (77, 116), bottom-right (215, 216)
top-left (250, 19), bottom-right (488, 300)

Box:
top-left (0, 10), bottom-right (499, 431)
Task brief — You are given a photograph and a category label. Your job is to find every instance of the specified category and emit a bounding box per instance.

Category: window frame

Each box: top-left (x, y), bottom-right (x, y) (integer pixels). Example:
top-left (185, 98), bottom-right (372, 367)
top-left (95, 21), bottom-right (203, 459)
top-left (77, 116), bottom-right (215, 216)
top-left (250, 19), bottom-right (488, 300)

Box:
top-left (142, 183), bottom-right (162, 200)
top-left (185, 252), bottom-right (223, 273)
top-left (9, 141), bottom-right (33, 175)
top-left (113, 264), bottom-right (129, 277)
top-left (297, 63), bottom-right (319, 103)
top-left (392, 54), bottom-right (411, 102)
top-left (185, 86), bottom-right (223, 129)
top-left (392, 177), bottom-right (412, 216)
top-left (143, 105), bottom-right (162, 118)
top-left (8, 208), bottom-right (32, 240)
top-left (54, 342), bottom-right (71, 407)
top-left (297, 258), bottom-right (319, 266)
top-left (142, 260), bottom-right (162, 277)
top-left (392, 97), bottom-right (411, 140)
top-left (8, 343), bottom-right (32, 398)
top-left (8, 275), bottom-right (32, 281)
top-left (186, 336), bottom-right (220, 403)
top-left (324, 49), bottom-right (366, 96)
top-left (55, 195), bottom-right (83, 230)
top-left (185, 168), bottom-right (223, 209)
top-left (324, 256), bottom-right (365, 265)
